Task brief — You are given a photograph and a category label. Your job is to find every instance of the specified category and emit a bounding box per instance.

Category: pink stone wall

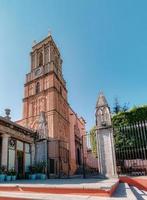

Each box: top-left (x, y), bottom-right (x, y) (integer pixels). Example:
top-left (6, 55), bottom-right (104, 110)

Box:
top-left (68, 107), bottom-right (86, 174)
top-left (86, 149), bottom-right (98, 170)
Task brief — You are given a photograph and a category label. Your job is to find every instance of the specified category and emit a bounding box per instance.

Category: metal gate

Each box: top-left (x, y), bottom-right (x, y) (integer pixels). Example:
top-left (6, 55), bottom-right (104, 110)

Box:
top-left (114, 121), bottom-right (147, 176)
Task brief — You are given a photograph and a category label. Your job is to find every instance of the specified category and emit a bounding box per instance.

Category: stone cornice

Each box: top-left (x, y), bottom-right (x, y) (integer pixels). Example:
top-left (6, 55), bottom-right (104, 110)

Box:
top-left (24, 71), bottom-right (67, 92)
top-left (0, 116), bottom-right (35, 139)
top-left (32, 35), bottom-right (60, 56)
top-left (22, 108), bottom-right (70, 125)
top-left (23, 86), bottom-right (68, 103)
top-left (0, 125), bottom-right (34, 143)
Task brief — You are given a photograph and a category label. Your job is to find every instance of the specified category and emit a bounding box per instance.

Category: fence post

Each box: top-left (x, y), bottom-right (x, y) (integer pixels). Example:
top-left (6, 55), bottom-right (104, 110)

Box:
top-left (67, 150), bottom-right (70, 178)
top-left (58, 140), bottom-right (61, 178)
top-left (82, 135), bottom-right (86, 178)
top-left (47, 139), bottom-right (50, 179)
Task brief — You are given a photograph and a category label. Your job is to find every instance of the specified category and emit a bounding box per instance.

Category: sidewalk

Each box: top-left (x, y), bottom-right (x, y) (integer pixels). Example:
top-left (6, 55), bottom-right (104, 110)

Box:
top-left (0, 183), bottom-right (138, 200)
top-left (0, 178), bottom-right (118, 189)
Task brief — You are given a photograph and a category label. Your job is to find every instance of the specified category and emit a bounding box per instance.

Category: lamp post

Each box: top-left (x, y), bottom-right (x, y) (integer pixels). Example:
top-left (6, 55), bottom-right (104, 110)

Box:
top-left (82, 134), bottom-right (86, 178)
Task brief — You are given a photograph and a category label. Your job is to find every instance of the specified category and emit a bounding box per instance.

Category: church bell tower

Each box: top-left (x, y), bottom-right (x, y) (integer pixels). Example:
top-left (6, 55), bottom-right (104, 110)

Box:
top-left (21, 34), bottom-right (69, 141)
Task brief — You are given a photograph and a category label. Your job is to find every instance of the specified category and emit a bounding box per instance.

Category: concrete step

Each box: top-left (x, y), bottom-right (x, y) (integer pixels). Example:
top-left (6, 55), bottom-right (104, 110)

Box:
top-left (112, 183), bottom-right (136, 199)
top-left (0, 183), bottom-right (137, 200)
top-left (120, 176), bottom-right (147, 191)
top-left (130, 186), bottom-right (147, 200)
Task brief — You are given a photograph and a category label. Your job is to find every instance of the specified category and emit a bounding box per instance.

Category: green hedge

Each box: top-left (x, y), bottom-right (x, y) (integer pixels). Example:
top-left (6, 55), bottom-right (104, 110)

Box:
top-left (112, 105), bottom-right (147, 127)
top-left (89, 105), bottom-right (147, 154)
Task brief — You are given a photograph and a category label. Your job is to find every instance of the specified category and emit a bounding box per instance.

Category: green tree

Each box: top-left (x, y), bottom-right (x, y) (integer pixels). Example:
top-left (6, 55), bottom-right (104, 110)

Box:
top-left (89, 126), bottom-right (97, 156)
top-left (113, 98), bottom-right (129, 114)
top-left (112, 105), bottom-right (147, 151)
top-left (112, 105), bottom-right (147, 127)
top-left (122, 102), bottom-right (129, 112)
top-left (113, 98), bottom-right (122, 114)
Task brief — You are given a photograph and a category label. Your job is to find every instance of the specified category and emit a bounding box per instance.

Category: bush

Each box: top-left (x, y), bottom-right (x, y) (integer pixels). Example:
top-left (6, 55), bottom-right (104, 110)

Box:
top-left (112, 105), bottom-right (147, 127)
top-left (0, 166), bottom-right (7, 174)
top-left (29, 161), bottom-right (46, 174)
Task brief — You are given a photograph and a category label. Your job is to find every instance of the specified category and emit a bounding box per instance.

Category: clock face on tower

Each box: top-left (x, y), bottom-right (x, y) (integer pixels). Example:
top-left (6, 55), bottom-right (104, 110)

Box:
top-left (34, 67), bottom-right (43, 77)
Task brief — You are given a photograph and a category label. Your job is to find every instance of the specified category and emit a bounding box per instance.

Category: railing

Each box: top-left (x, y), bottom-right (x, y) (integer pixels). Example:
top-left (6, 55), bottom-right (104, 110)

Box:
top-left (114, 121), bottom-right (147, 176)
top-left (26, 63), bottom-right (66, 87)
top-left (26, 64), bottom-right (51, 83)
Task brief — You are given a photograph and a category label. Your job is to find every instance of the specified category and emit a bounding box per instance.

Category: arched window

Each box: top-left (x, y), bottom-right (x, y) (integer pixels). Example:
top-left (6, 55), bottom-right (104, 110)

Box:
top-left (35, 82), bottom-right (40, 94)
top-left (97, 109), bottom-right (103, 123)
top-left (39, 52), bottom-right (43, 66)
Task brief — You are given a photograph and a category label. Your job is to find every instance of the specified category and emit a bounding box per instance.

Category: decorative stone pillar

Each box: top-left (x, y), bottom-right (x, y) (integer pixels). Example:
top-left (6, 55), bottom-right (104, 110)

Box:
top-left (1, 134), bottom-right (9, 167)
top-left (95, 92), bottom-right (117, 178)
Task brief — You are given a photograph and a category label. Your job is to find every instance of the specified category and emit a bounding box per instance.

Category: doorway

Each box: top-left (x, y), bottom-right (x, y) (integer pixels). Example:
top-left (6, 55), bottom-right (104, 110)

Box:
top-left (17, 151), bottom-right (24, 179)
top-left (77, 148), bottom-right (81, 165)
top-left (49, 158), bottom-right (55, 174)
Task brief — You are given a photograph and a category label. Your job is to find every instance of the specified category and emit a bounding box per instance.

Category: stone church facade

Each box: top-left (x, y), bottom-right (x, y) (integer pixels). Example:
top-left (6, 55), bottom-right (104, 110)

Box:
top-left (17, 34), bottom-right (87, 175)
top-left (0, 34), bottom-right (117, 178)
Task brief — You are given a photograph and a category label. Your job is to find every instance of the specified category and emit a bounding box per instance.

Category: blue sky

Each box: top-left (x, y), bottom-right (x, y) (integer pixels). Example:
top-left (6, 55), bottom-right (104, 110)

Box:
top-left (0, 0), bottom-right (147, 131)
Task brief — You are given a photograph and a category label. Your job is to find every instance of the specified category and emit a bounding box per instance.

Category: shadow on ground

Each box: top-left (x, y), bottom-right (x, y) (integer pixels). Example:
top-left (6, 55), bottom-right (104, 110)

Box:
top-left (112, 183), bottom-right (127, 198)
top-left (131, 186), bottom-right (147, 200)
top-left (0, 177), bottom-right (114, 185)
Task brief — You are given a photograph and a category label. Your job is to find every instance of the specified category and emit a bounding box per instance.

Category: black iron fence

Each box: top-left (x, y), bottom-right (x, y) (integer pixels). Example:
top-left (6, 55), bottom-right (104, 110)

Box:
top-left (114, 121), bottom-right (147, 176)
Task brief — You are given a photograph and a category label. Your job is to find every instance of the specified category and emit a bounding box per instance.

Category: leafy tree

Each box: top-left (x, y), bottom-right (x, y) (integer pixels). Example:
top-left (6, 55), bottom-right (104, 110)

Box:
top-left (113, 98), bottom-right (129, 114)
top-left (89, 126), bottom-right (97, 156)
top-left (122, 102), bottom-right (129, 112)
top-left (112, 105), bottom-right (147, 154)
top-left (112, 105), bottom-right (147, 127)
top-left (113, 98), bottom-right (121, 114)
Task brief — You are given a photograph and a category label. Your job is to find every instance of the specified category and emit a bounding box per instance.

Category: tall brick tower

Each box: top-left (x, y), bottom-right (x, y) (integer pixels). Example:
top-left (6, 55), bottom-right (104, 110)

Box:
top-left (20, 34), bottom-right (69, 142)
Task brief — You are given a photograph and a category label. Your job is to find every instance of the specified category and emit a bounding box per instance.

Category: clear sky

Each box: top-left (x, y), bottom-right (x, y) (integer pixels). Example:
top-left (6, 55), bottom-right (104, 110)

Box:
top-left (0, 0), bottom-right (147, 131)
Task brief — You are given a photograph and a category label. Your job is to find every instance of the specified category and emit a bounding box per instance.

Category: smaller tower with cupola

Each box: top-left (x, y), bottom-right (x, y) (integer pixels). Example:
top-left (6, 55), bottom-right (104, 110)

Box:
top-left (95, 92), bottom-right (117, 178)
